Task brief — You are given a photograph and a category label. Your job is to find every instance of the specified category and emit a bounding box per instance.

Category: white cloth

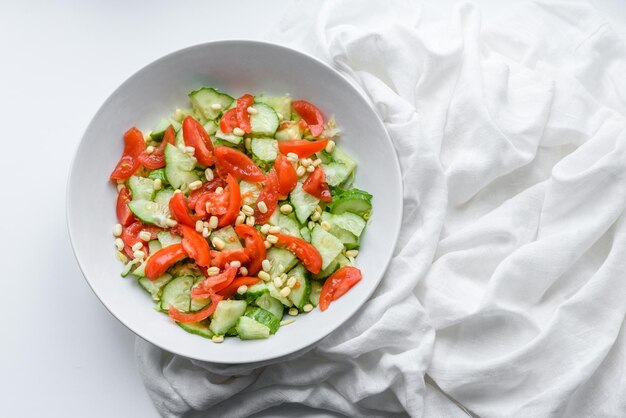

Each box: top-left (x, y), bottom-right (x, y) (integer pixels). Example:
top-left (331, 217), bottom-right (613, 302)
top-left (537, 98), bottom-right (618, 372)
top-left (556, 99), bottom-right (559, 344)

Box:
top-left (136, 1), bottom-right (626, 417)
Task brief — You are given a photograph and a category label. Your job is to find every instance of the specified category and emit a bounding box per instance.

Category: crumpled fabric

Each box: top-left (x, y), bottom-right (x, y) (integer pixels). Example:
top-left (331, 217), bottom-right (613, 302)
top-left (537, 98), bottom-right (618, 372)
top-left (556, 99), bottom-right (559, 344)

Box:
top-left (136, 1), bottom-right (626, 417)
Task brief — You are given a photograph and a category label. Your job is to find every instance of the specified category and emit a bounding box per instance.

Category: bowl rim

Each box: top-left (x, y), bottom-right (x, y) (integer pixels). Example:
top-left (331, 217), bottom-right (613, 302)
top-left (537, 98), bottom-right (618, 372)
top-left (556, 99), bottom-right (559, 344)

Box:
top-left (66, 39), bottom-right (403, 363)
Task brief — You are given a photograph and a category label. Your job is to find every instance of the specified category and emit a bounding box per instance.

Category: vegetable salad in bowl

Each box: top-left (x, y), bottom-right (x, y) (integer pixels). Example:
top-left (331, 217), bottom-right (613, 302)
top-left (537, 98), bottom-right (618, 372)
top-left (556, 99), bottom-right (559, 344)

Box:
top-left (110, 88), bottom-right (372, 342)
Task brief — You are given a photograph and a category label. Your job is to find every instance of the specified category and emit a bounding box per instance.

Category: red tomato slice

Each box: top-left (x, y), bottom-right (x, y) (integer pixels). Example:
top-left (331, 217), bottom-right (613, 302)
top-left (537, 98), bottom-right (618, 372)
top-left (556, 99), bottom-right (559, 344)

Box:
top-left (218, 174), bottom-right (241, 227)
top-left (254, 169), bottom-right (279, 225)
top-left (219, 108), bottom-right (238, 133)
top-left (182, 116), bottom-right (215, 166)
top-left (302, 166), bottom-right (332, 203)
top-left (236, 94), bottom-right (254, 133)
top-left (234, 224), bottom-right (266, 275)
top-left (177, 224), bottom-right (211, 267)
top-left (116, 187), bottom-right (135, 226)
top-left (168, 292), bottom-right (222, 323)
top-left (187, 177), bottom-right (226, 209)
top-left (273, 233), bottom-right (323, 274)
top-left (277, 138), bottom-right (328, 159)
top-left (214, 146), bottom-right (265, 182)
top-left (319, 266), bottom-right (362, 311)
top-left (121, 222), bottom-right (161, 259)
top-left (292, 100), bottom-right (324, 137)
top-left (110, 127), bottom-right (145, 180)
top-left (210, 249), bottom-right (250, 269)
top-left (138, 125), bottom-right (175, 169)
top-left (195, 189), bottom-right (229, 219)
top-left (191, 265), bottom-right (238, 298)
top-left (144, 244), bottom-right (187, 280)
top-left (217, 277), bottom-right (261, 299)
top-left (274, 154), bottom-right (298, 196)
top-left (169, 192), bottom-right (196, 227)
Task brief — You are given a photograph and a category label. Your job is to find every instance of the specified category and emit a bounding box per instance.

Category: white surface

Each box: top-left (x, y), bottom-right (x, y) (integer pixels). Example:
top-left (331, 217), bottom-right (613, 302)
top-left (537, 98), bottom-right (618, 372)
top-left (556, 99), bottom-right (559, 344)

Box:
top-left (1, 0), bottom-right (625, 417)
top-left (67, 40), bottom-right (401, 363)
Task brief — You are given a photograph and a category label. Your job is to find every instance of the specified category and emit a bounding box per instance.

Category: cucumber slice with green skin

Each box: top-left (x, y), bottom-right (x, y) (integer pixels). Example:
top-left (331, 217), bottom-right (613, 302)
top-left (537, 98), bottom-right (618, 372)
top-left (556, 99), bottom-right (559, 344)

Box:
top-left (300, 227), bottom-right (311, 242)
top-left (236, 316), bottom-right (270, 340)
top-left (209, 300), bottom-right (247, 335)
top-left (311, 225), bottom-right (344, 270)
top-left (178, 320), bottom-right (214, 339)
top-left (322, 162), bottom-right (351, 187)
top-left (148, 240), bottom-right (162, 254)
top-left (274, 121), bottom-right (303, 141)
top-left (154, 188), bottom-right (175, 207)
top-left (120, 259), bottom-right (140, 277)
top-left (189, 87), bottom-right (234, 120)
top-left (287, 264), bottom-right (311, 309)
top-left (329, 188), bottom-right (373, 218)
top-left (332, 227), bottom-right (359, 249)
top-left (255, 95), bottom-right (292, 120)
top-left (331, 146), bottom-right (356, 173)
top-left (312, 257), bottom-right (338, 280)
top-left (151, 118), bottom-right (182, 141)
top-left (266, 247), bottom-right (298, 278)
top-left (321, 211), bottom-right (366, 237)
top-left (254, 293), bottom-right (284, 320)
top-left (244, 307), bottom-right (280, 334)
top-left (210, 226), bottom-right (243, 250)
top-left (336, 253), bottom-right (351, 267)
top-left (190, 277), bottom-right (211, 312)
top-left (251, 138), bottom-right (278, 162)
top-left (128, 200), bottom-right (171, 228)
top-left (240, 180), bottom-right (262, 206)
top-left (138, 273), bottom-right (172, 301)
top-left (309, 280), bottom-right (322, 307)
top-left (148, 168), bottom-right (168, 184)
top-left (267, 282), bottom-right (293, 307)
top-left (164, 143), bottom-right (200, 189)
top-left (157, 231), bottom-right (182, 248)
top-left (250, 103), bottom-right (279, 137)
top-left (290, 182), bottom-right (320, 223)
top-left (215, 128), bottom-right (243, 145)
top-left (128, 176), bottom-right (156, 201)
top-left (244, 283), bottom-right (269, 302)
top-left (160, 276), bottom-right (194, 312)
top-left (272, 214), bottom-right (301, 238)
top-left (175, 128), bottom-right (185, 147)
top-left (203, 120), bottom-right (218, 136)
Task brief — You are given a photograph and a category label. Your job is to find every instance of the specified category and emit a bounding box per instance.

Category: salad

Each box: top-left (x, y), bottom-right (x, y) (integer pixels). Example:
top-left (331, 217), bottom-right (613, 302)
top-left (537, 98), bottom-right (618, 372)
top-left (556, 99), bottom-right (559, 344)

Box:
top-left (110, 88), bottom-right (372, 342)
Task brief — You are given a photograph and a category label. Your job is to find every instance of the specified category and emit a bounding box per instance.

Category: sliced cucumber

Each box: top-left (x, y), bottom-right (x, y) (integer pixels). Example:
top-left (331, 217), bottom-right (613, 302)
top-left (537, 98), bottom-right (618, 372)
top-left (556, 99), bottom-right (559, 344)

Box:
top-left (189, 87), bottom-right (234, 120)
top-left (160, 276), bottom-right (194, 312)
top-left (332, 146), bottom-right (357, 172)
top-left (287, 264), bottom-right (311, 309)
top-left (322, 162), bottom-right (351, 187)
top-left (157, 231), bottom-right (182, 248)
top-left (290, 182), bottom-right (320, 223)
top-left (120, 259), bottom-right (140, 277)
top-left (128, 200), bottom-right (170, 228)
top-left (164, 143), bottom-right (199, 189)
top-left (255, 95), bottom-right (291, 120)
top-left (178, 320), bottom-right (214, 339)
top-left (148, 168), bottom-right (168, 184)
top-left (273, 214), bottom-right (301, 238)
top-left (311, 225), bottom-right (344, 270)
top-left (250, 103), bottom-right (279, 137)
top-left (336, 253), bottom-right (351, 267)
top-left (312, 257), bottom-right (338, 280)
top-left (148, 240), bottom-right (162, 254)
top-left (138, 273), bottom-right (173, 301)
top-left (274, 121), bottom-right (303, 141)
top-left (175, 128), bottom-right (185, 148)
top-left (244, 307), bottom-right (280, 334)
top-left (154, 188), bottom-right (175, 207)
top-left (309, 281), bottom-right (322, 307)
top-left (245, 282), bottom-right (269, 301)
top-left (266, 247), bottom-right (298, 277)
top-left (254, 293), bottom-right (284, 320)
top-left (330, 188), bottom-right (373, 218)
top-left (236, 316), bottom-right (270, 340)
top-left (251, 137), bottom-right (278, 162)
top-left (300, 227), bottom-right (311, 242)
top-left (210, 226), bottom-right (242, 250)
top-left (267, 282), bottom-right (293, 307)
top-left (209, 300), bottom-right (247, 335)
top-left (151, 117), bottom-right (182, 141)
top-left (169, 262), bottom-right (201, 278)
top-left (239, 180), bottom-right (262, 206)
top-left (215, 128), bottom-right (243, 145)
top-left (321, 211), bottom-right (366, 237)
top-left (203, 120), bottom-right (218, 136)
top-left (128, 176), bottom-right (155, 201)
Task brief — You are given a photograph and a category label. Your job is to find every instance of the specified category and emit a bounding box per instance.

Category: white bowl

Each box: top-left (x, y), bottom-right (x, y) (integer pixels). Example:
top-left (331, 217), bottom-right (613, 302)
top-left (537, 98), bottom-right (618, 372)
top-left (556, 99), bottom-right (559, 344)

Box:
top-left (67, 40), bottom-right (402, 363)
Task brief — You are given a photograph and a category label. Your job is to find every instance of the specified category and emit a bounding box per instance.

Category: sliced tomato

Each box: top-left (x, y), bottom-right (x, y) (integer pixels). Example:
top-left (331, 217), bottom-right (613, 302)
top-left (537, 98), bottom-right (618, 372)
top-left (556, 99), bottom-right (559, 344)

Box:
top-left (218, 174), bottom-right (241, 227)
top-left (177, 224), bottom-right (211, 267)
top-left (116, 187), bottom-right (135, 226)
top-left (144, 244), bottom-right (187, 280)
top-left (210, 249), bottom-right (250, 269)
top-left (110, 127), bottom-right (145, 180)
top-left (292, 100), bottom-right (324, 137)
top-left (219, 108), bottom-right (238, 133)
top-left (234, 224), bottom-right (266, 275)
top-left (169, 192), bottom-right (196, 227)
top-left (182, 116), bottom-right (215, 166)
top-left (137, 125), bottom-right (175, 169)
top-left (274, 154), bottom-right (298, 196)
top-left (254, 169), bottom-right (279, 225)
top-left (236, 94), bottom-right (254, 133)
top-left (195, 189), bottom-right (229, 219)
top-left (187, 176), bottom-right (226, 209)
top-left (302, 166), bottom-right (332, 203)
top-left (121, 222), bottom-right (161, 258)
top-left (168, 292), bottom-right (222, 323)
top-left (214, 146), bottom-right (265, 182)
top-left (319, 266), bottom-right (362, 311)
top-left (277, 138), bottom-right (328, 159)
top-left (191, 265), bottom-right (237, 298)
top-left (273, 233), bottom-right (322, 274)
top-left (217, 277), bottom-right (261, 299)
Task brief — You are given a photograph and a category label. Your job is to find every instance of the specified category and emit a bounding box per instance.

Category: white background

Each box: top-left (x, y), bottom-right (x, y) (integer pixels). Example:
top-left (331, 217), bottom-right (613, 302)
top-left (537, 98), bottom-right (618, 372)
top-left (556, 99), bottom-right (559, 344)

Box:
top-left (1, 0), bottom-right (624, 417)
